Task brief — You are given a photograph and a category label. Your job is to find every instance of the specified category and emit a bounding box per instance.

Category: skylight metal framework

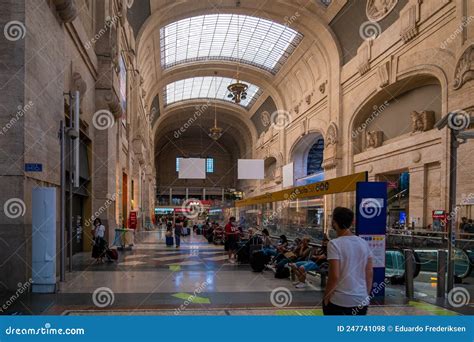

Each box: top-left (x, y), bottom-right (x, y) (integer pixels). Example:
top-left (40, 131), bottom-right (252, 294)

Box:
top-left (160, 14), bottom-right (303, 74)
top-left (163, 76), bottom-right (261, 108)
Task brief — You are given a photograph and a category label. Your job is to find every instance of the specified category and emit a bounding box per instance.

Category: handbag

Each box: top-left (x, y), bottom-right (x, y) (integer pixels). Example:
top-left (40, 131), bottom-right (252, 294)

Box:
top-left (284, 251), bottom-right (296, 260)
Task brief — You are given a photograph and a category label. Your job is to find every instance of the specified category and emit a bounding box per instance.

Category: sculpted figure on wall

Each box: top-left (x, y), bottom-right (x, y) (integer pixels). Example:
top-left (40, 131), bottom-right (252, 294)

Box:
top-left (411, 110), bottom-right (435, 133)
top-left (366, 0), bottom-right (398, 22)
top-left (366, 131), bottom-right (383, 149)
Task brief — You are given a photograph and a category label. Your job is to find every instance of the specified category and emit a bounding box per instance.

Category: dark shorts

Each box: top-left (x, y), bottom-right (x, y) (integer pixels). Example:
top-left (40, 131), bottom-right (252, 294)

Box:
top-left (323, 301), bottom-right (368, 316)
top-left (225, 235), bottom-right (238, 251)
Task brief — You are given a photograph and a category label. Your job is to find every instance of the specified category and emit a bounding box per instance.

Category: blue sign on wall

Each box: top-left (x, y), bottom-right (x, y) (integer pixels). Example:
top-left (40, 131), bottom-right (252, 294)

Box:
top-left (25, 163), bottom-right (43, 172)
top-left (355, 182), bottom-right (387, 298)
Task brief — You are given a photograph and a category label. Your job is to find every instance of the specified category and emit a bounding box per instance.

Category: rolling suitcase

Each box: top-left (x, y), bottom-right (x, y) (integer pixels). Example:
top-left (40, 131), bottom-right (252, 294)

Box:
top-left (106, 248), bottom-right (118, 260)
top-left (166, 236), bottom-right (174, 246)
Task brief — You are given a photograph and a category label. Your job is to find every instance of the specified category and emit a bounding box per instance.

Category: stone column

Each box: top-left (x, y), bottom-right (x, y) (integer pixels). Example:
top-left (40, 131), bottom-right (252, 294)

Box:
top-left (408, 165), bottom-right (426, 229)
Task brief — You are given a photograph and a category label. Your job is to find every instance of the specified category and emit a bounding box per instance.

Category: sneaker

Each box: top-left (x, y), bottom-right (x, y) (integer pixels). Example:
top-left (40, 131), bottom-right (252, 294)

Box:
top-left (292, 281), bottom-right (299, 285)
top-left (295, 282), bottom-right (307, 288)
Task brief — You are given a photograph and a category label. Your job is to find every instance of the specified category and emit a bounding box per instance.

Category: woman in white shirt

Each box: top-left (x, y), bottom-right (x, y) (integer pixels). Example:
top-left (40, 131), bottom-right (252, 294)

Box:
top-left (92, 218), bottom-right (107, 264)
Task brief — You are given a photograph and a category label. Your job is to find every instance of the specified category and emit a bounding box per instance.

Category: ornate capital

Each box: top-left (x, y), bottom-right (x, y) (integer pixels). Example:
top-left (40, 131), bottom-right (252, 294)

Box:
top-left (104, 91), bottom-right (123, 119)
top-left (453, 44), bottom-right (474, 90)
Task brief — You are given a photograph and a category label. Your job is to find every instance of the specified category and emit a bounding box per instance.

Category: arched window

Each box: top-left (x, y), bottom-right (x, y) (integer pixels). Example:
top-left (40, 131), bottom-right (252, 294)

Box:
top-left (306, 139), bottom-right (324, 175)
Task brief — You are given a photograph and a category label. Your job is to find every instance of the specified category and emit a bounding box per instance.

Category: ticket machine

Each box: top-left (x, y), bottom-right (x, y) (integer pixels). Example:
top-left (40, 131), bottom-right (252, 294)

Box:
top-left (432, 210), bottom-right (446, 231)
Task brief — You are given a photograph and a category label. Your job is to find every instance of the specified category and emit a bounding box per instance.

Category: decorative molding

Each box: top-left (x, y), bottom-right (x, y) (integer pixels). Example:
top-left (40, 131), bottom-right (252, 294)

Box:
top-left (366, 0), bottom-right (398, 22)
top-left (377, 60), bottom-right (390, 87)
top-left (400, 0), bottom-right (421, 43)
top-left (453, 44), bottom-right (474, 90)
top-left (52, 0), bottom-right (78, 23)
top-left (357, 40), bottom-right (372, 76)
top-left (411, 110), bottom-right (435, 133)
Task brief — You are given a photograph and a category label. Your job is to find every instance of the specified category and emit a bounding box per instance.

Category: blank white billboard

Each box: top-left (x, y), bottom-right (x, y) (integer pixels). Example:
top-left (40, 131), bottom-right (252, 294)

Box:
top-left (238, 159), bottom-right (264, 180)
top-left (179, 158), bottom-right (206, 179)
top-left (282, 162), bottom-right (294, 188)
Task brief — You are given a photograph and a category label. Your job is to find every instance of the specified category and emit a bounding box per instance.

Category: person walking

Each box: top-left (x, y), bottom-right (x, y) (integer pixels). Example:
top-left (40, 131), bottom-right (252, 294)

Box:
top-left (225, 217), bottom-right (240, 263)
top-left (91, 218), bottom-right (107, 264)
top-left (323, 207), bottom-right (373, 315)
top-left (174, 217), bottom-right (183, 248)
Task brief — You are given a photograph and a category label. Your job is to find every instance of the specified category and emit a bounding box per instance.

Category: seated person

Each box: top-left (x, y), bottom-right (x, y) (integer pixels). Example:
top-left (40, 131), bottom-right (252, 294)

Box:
top-left (275, 237), bottom-right (311, 271)
top-left (276, 235), bottom-right (289, 253)
top-left (247, 228), bottom-right (263, 246)
top-left (289, 236), bottom-right (329, 288)
top-left (262, 229), bottom-right (277, 256)
top-left (272, 237), bottom-right (300, 264)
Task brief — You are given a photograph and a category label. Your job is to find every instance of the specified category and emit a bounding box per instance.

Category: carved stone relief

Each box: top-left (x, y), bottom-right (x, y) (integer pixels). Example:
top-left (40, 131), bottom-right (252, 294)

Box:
top-left (366, 0), bottom-right (398, 22)
top-left (399, 0), bottom-right (421, 43)
top-left (52, 0), bottom-right (78, 23)
top-left (411, 110), bottom-right (435, 133)
top-left (366, 0), bottom-right (398, 21)
top-left (453, 44), bottom-right (474, 90)
top-left (366, 131), bottom-right (383, 149)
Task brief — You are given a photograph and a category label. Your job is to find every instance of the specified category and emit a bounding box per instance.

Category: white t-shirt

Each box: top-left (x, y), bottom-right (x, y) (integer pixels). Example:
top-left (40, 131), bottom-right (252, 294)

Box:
top-left (94, 224), bottom-right (105, 238)
top-left (327, 235), bottom-right (372, 307)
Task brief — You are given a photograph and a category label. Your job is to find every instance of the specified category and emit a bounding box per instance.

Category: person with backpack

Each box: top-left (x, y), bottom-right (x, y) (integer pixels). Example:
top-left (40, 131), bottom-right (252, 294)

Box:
top-left (323, 207), bottom-right (373, 315)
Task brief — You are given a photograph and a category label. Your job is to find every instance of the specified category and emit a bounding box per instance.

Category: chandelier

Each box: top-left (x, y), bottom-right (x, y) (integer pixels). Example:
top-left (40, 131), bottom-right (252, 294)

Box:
top-left (227, 13), bottom-right (248, 104)
top-left (209, 73), bottom-right (223, 140)
top-left (227, 82), bottom-right (248, 104)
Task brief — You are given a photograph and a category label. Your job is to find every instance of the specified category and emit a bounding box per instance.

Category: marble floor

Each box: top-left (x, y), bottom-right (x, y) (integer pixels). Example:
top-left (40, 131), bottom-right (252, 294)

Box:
top-left (2, 230), bottom-right (473, 316)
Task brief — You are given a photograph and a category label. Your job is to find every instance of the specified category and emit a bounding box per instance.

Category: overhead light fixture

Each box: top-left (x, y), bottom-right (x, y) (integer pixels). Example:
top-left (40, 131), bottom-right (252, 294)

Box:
top-left (209, 73), bottom-right (223, 140)
top-left (227, 13), bottom-right (248, 104)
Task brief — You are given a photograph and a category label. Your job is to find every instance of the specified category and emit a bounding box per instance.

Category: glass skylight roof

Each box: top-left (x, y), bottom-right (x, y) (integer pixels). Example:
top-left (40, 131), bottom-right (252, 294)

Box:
top-left (163, 76), bottom-right (261, 108)
top-left (160, 14), bottom-right (303, 74)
